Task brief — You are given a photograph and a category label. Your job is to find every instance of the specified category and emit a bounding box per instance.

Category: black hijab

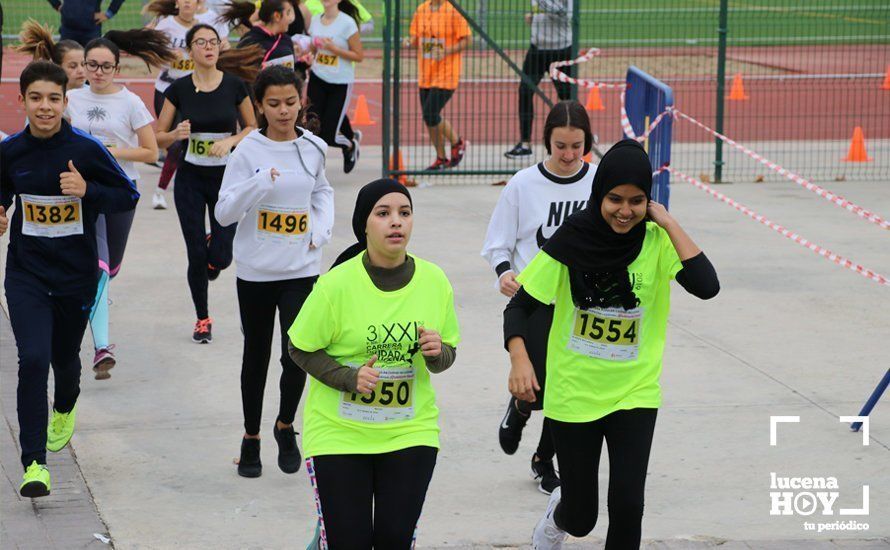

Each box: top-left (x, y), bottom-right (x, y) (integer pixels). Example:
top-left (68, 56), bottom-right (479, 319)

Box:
top-left (332, 179), bottom-right (414, 268)
top-left (542, 139), bottom-right (653, 309)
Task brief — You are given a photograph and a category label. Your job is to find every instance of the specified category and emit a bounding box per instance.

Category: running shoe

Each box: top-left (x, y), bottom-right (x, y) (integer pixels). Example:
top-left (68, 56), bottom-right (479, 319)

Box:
top-left (46, 405), bottom-right (77, 452)
top-left (238, 437), bottom-right (262, 478)
top-left (193, 318), bottom-right (213, 344)
top-left (425, 157), bottom-right (450, 171)
top-left (531, 454), bottom-right (561, 495)
top-left (532, 486), bottom-right (567, 549)
top-left (505, 143), bottom-right (533, 159)
top-left (449, 138), bottom-right (467, 167)
top-left (92, 346), bottom-right (116, 380)
top-left (207, 263), bottom-right (221, 281)
top-left (273, 421), bottom-right (302, 474)
top-left (152, 189), bottom-right (168, 210)
top-left (20, 461), bottom-right (51, 498)
top-left (498, 397), bottom-right (530, 455)
top-left (343, 135), bottom-right (360, 174)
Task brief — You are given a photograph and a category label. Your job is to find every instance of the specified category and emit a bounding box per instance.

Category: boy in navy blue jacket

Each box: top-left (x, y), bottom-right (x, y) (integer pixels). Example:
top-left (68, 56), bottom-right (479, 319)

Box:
top-left (0, 61), bottom-right (139, 498)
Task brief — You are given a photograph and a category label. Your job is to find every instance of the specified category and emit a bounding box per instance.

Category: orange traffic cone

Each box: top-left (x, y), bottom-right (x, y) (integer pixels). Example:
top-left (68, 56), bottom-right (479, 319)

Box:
top-left (389, 150), bottom-right (416, 186)
top-left (843, 126), bottom-right (873, 162)
top-left (881, 65), bottom-right (890, 90)
top-left (585, 86), bottom-right (605, 111)
top-left (351, 95), bottom-right (376, 126)
top-left (727, 73), bottom-right (749, 100)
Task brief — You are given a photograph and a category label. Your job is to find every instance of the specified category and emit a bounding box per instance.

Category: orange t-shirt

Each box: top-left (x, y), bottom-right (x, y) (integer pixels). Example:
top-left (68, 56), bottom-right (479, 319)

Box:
top-left (409, 1), bottom-right (471, 90)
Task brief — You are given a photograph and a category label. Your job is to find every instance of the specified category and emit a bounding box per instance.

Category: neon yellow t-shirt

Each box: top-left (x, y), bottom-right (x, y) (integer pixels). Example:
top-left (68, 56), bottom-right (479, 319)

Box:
top-left (288, 254), bottom-right (460, 457)
top-left (517, 222), bottom-right (682, 423)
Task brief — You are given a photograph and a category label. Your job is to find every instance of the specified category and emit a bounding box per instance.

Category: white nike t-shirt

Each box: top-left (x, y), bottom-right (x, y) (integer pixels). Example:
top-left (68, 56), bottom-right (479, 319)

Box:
top-left (481, 161), bottom-right (595, 278)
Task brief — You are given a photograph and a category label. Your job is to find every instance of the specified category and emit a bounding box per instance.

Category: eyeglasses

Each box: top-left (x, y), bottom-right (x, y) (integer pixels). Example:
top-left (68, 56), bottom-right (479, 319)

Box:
top-left (83, 61), bottom-right (117, 74)
top-left (192, 38), bottom-right (222, 48)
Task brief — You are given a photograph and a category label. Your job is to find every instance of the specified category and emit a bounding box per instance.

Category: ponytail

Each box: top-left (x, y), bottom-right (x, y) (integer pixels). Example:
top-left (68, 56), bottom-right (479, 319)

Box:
top-left (16, 20), bottom-right (84, 65)
top-left (220, 0), bottom-right (293, 27)
top-left (186, 23), bottom-right (266, 81)
top-left (142, 0), bottom-right (178, 18)
top-left (86, 29), bottom-right (178, 69)
top-left (338, 0), bottom-right (361, 26)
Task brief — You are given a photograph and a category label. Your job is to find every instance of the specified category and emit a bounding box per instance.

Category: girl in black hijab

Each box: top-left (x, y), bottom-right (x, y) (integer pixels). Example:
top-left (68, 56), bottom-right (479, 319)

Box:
top-left (503, 140), bottom-right (719, 550)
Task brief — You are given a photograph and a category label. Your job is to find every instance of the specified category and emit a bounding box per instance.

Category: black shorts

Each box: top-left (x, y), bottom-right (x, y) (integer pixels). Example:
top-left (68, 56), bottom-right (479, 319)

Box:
top-left (419, 87), bottom-right (454, 127)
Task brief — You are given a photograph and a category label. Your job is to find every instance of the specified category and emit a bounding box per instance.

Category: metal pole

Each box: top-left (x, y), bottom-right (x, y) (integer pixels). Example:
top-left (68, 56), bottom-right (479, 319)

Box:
top-left (714, 0), bottom-right (728, 183)
top-left (851, 369), bottom-right (890, 432)
top-left (570, 0), bottom-right (580, 102)
top-left (382, 0), bottom-right (392, 179)
top-left (392, 0), bottom-right (402, 178)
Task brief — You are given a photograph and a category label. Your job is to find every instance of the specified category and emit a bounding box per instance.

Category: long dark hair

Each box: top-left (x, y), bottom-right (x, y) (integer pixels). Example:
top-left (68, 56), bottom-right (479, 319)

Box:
top-left (16, 20), bottom-right (84, 65)
top-left (543, 100), bottom-right (594, 155)
top-left (85, 29), bottom-right (178, 70)
top-left (253, 65), bottom-right (318, 132)
top-left (219, 0), bottom-right (296, 27)
top-left (143, 0), bottom-right (182, 18)
top-left (337, 0), bottom-right (361, 26)
top-left (185, 23), bottom-right (265, 81)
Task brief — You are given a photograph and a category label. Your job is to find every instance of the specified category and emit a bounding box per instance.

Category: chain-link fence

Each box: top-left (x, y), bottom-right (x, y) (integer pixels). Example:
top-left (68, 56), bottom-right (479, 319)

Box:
top-left (379, 0), bottom-right (889, 183)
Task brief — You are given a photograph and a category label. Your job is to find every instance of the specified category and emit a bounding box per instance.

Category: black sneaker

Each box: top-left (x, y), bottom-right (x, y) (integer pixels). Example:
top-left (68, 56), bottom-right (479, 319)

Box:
top-left (192, 318), bottom-right (212, 344)
top-left (237, 437), bottom-right (262, 478)
top-left (273, 421), bottom-right (302, 474)
top-left (498, 397), bottom-right (529, 455)
top-left (344, 141), bottom-right (358, 174)
top-left (531, 454), bottom-right (560, 495)
top-left (207, 263), bottom-right (220, 281)
top-left (505, 143), bottom-right (533, 159)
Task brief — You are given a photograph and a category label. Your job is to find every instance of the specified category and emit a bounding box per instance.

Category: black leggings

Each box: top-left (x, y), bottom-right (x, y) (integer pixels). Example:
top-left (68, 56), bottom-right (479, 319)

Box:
top-left (306, 74), bottom-right (354, 152)
top-left (236, 276), bottom-right (316, 435)
top-left (309, 446), bottom-right (438, 549)
top-left (173, 168), bottom-right (236, 320)
top-left (515, 304), bottom-right (556, 460)
top-left (551, 408), bottom-right (658, 549)
top-left (519, 45), bottom-right (574, 142)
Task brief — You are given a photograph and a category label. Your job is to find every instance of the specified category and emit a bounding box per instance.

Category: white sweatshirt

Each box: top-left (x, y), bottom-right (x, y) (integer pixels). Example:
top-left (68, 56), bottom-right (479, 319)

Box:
top-left (216, 128), bottom-right (334, 282)
top-left (481, 161), bottom-right (595, 283)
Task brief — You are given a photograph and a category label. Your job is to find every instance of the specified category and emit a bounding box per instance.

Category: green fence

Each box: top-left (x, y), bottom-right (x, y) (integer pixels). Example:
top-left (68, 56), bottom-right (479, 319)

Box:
top-left (378, 0), bottom-right (889, 183)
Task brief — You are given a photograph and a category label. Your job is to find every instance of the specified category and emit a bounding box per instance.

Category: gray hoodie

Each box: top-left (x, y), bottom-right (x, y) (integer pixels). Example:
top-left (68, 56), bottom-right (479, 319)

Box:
top-left (531, 0), bottom-right (572, 51)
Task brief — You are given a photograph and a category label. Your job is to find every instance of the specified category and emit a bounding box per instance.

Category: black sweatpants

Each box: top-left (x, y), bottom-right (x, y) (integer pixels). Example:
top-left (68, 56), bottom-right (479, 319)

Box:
top-left (173, 167), bottom-right (236, 320)
top-left (306, 74), bottom-right (354, 152)
top-left (516, 304), bottom-right (555, 461)
top-left (518, 45), bottom-right (574, 142)
top-left (551, 408), bottom-right (658, 548)
top-left (309, 446), bottom-right (438, 549)
top-left (5, 268), bottom-right (94, 467)
top-left (237, 276), bottom-right (316, 435)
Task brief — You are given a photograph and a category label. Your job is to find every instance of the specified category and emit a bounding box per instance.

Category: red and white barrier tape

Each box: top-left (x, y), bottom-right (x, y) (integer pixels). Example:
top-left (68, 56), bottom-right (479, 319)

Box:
top-left (550, 49), bottom-right (889, 235)
top-left (672, 110), bottom-right (890, 231)
top-left (669, 166), bottom-right (889, 287)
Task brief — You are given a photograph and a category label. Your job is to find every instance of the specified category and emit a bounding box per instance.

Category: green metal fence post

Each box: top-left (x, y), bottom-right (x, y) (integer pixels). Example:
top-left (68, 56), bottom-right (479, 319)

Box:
top-left (714, 0), bottom-right (729, 183)
top-left (570, 0), bottom-right (580, 102)
top-left (382, 0), bottom-right (392, 179)
top-left (392, 0), bottom-right (402, 179)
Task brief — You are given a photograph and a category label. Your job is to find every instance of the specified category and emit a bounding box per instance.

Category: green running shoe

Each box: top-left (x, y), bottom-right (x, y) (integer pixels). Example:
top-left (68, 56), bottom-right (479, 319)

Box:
top-left (46, 405), bottom-right (77, 452)
top-left (20, 461), bottom-right (51, 498)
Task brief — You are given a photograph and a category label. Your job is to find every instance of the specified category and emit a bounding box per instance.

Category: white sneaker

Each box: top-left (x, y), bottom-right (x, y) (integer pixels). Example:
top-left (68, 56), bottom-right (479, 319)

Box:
top-left (152, 189), bottom-right (168, 210)
top-left (533, 486), bottom-right (567, 550)
top-left (353, 129), bottom-right (362, 163)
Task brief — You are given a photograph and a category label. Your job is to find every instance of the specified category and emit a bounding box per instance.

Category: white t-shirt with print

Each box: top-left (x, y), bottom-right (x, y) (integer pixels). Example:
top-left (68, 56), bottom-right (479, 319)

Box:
top-left (66, 86), bottom-right (155, 180)
top-left (197, 9), bottom-right (230, 44)
top-left (308, 12), bottom-right (359, 84)
top-left (155, 16), bottom-right (194, 93)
